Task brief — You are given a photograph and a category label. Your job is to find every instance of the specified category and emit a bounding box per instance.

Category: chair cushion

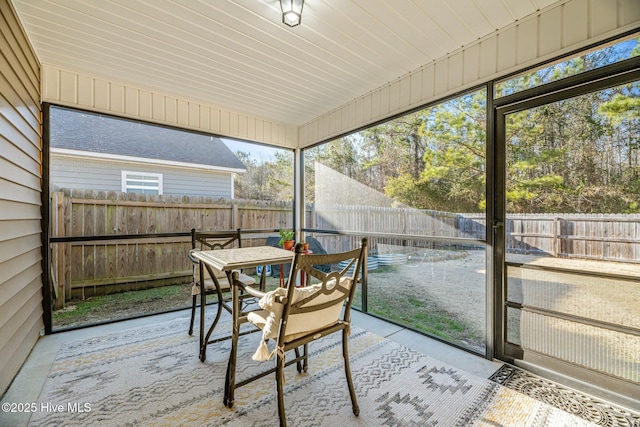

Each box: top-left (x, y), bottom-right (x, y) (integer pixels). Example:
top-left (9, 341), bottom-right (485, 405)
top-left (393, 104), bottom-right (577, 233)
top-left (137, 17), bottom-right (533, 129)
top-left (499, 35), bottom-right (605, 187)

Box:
top-left (247, 278), bottom-right (352, 341)
top-left (191, 271), bottom-right (255, 296)
top-left (194, 262), bottom-right (228, 281)
top-left (248, 309), bottom-right (339, 343)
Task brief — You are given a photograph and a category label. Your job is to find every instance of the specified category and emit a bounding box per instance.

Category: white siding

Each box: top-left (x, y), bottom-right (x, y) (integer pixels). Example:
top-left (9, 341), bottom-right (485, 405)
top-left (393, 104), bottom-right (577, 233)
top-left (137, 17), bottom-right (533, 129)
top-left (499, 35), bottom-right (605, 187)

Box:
top-left (0, 0), bottom-right (43, 396)
top-left (30, 0), bottom-right (640, 151)
top-left (41, 65), bottom-right (298, 150)
top-left (51, 157), bottom-right (234, 198)
top-left (299, 0), bottom-right (640, 146)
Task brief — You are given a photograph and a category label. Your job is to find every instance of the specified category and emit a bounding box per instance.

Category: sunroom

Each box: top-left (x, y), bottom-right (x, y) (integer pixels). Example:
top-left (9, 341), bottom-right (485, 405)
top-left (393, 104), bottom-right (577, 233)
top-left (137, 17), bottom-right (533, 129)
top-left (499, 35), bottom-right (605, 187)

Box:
top-left (1, 0), bottom-right (639, 425)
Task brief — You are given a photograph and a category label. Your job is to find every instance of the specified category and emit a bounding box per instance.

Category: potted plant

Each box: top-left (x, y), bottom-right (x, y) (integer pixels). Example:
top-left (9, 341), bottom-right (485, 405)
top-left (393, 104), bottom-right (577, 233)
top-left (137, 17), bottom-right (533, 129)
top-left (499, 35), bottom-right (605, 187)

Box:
top-left (278, 229), bottom-right (295, 250)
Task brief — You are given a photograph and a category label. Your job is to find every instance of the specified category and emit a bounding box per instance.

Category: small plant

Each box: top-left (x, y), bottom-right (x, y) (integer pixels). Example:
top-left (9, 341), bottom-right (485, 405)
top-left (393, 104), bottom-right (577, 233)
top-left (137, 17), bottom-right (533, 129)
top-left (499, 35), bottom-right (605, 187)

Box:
top-left (278, 229), bottom-right (295, 247)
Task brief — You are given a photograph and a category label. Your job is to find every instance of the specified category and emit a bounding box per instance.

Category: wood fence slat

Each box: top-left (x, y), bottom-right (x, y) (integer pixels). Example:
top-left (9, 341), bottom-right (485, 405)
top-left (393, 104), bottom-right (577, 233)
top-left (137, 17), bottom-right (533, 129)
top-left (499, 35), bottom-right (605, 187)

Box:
top-left (52, 191), bottom-right (640, 305)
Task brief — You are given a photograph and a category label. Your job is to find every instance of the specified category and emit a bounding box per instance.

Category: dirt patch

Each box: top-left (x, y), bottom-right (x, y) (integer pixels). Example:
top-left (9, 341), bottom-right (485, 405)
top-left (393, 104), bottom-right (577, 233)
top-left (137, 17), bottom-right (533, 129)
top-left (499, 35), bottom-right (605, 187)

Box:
top-left (364, 250), bottom-right (487, 352)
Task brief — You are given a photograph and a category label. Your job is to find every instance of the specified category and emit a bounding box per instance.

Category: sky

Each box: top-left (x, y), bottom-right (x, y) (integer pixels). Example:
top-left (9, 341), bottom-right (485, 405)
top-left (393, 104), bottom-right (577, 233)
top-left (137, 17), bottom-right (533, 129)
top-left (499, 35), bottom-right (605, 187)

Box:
top-left (222, 138), bottom-right (287, 164)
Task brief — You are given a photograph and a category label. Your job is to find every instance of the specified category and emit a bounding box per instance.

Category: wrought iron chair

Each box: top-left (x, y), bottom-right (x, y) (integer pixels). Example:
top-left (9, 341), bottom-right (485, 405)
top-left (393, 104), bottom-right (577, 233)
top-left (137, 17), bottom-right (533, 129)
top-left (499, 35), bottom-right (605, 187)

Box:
top-left (226, 238), bottom-right (368, 427)
top-left (187, 228), bottom-right (260, 361)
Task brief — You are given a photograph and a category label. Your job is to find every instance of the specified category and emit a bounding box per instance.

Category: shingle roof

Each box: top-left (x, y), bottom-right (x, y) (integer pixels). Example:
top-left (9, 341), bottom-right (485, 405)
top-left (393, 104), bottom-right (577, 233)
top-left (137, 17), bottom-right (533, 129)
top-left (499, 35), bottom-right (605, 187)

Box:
top-left (50, 107), bottom-right (246, 171)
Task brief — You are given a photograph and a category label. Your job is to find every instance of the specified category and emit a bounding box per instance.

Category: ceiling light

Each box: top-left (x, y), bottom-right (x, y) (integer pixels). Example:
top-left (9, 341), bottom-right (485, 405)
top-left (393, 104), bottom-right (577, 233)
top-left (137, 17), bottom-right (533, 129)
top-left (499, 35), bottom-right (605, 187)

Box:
top-left (280, 0), bottom-right (304, 27)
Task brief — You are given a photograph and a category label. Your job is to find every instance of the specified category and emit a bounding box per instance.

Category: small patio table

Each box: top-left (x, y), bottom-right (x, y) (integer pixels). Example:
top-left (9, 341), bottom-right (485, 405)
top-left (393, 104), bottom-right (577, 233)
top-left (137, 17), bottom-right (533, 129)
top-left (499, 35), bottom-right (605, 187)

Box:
top-left (190, 246), bottom-right (294, 363)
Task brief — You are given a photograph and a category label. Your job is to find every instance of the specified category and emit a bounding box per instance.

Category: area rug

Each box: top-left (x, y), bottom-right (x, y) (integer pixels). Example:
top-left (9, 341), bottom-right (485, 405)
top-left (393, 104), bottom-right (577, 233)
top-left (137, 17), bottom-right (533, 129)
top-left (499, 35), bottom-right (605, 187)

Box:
top-left (30, 315), bottom-right (598, 427)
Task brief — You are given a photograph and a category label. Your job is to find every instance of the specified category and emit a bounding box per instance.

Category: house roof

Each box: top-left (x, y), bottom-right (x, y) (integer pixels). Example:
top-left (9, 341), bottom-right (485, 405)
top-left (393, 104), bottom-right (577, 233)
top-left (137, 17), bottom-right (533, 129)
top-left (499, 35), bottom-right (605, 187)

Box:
top-left (50, 107), bottom-right (247, 171)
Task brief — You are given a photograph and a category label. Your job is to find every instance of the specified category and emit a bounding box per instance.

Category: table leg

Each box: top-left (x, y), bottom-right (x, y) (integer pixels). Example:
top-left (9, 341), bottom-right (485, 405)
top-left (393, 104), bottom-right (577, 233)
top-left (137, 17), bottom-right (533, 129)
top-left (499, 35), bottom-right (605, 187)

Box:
top-left (279, 264), bottom-right (284, 286)
top-left (259, 265), bottom-right (267, 291)
top-left (202, 265), bottom-right (225, 361)
top-left (199, 261), bottom-right (206, 362)
top-left (224, 271), bottom-right (239, 407)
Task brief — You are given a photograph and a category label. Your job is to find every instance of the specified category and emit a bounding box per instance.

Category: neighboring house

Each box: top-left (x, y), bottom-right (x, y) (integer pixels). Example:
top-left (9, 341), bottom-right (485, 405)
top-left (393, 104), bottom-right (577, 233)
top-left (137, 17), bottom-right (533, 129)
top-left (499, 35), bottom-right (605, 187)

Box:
top-left (49, 107), bottom-right (247, 198)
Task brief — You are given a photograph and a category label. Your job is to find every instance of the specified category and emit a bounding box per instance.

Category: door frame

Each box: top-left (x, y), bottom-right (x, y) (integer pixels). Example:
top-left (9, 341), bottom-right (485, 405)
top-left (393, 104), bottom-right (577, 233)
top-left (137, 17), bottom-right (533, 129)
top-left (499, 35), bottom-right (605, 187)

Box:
top-left (491, 60), bottom-right (640, 362)
top-left (490, 60), bottom-right (640, 398)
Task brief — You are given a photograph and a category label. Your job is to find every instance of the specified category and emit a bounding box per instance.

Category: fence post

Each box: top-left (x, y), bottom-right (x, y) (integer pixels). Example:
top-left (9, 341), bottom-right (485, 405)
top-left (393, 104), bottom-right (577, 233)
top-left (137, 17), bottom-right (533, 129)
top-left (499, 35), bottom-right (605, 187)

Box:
top-left (231, 199), bottom-right (238, 229)
top-left (52, 191), bottom-right (65, 309)
top-left (553, 217), bottom-right (559, 257)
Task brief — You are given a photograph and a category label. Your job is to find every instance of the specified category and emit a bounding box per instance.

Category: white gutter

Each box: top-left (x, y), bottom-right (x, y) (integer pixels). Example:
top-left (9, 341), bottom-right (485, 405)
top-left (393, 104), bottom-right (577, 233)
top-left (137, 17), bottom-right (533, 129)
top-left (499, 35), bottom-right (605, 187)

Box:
top-left (51, 147), bottom-right (247, 173)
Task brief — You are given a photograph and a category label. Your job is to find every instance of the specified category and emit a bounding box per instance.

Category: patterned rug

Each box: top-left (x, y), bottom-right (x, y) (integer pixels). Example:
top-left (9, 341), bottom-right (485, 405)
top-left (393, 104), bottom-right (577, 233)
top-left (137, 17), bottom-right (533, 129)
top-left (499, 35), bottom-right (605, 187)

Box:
top-left (31, 315), bottom-right (599, 427)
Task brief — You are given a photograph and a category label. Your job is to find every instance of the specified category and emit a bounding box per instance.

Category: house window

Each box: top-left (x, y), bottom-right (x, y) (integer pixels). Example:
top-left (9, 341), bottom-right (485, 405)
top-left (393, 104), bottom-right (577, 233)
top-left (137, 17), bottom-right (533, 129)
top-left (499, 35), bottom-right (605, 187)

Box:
top-left (122, 171), bottom-right (163, 195)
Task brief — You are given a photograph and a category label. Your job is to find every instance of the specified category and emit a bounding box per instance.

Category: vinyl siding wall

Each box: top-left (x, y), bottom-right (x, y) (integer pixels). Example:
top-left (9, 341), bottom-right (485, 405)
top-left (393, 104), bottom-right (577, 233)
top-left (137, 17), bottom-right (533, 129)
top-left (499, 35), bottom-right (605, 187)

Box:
top-left (41, 66), bottom-right (298, 149)
top-left (299, 0), bottom-right (640, 146)
top-left (0, 0), bottom-right (42, 396)
top-left (36, 0), bottom-right (640, 150)
top-left (50, 156), bottom-right (234, 198)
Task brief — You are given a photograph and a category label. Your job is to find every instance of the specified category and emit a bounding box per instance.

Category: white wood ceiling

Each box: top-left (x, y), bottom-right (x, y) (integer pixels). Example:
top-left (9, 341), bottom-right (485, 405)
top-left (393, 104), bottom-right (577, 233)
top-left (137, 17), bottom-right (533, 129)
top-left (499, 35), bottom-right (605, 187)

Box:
top-left (12, 0), bottom-right (563, 127)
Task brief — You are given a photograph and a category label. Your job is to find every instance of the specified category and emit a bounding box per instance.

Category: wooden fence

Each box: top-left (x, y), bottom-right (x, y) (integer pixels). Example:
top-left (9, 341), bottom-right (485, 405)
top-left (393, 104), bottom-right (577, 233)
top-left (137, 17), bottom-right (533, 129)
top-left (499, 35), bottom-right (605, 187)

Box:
top-left (314, 205), bottom-right (639, 263)
top-left (50, 189), bottom-right (295, 307)
top-left (50, 191), bottom-right (640, 307)
top-left (459, 213), bottom-right (640, 262)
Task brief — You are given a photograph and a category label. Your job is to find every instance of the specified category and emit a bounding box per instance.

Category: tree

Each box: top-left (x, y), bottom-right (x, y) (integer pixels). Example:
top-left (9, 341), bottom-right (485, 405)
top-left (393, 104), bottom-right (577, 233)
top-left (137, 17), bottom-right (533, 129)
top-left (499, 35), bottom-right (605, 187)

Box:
top-left (233, 151), bottom-right (294, 201)
top-left (264, 39), bottom-right (640, 215)
top-left (384, 90), bottom-right (486, 212)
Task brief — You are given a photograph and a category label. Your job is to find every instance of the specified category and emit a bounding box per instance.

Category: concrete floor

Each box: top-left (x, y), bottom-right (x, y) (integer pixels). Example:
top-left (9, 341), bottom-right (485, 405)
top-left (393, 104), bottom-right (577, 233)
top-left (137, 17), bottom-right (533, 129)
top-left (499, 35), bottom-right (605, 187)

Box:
top-left (0, 308), bottom-right (502, 427)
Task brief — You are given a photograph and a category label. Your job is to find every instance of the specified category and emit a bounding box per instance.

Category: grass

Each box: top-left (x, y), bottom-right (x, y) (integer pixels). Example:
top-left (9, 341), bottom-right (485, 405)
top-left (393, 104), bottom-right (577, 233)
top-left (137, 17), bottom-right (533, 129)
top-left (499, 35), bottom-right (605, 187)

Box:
top-left (354, 261), bottom-right (485, 352)
top-left (53, 265), bottom-right (484, 353)
top-left (365, 290), bottom-right (480, 345)
top-left (52, 274), bottom-right (283, 329)
top-left (53, 284), bottom-right (191, 328)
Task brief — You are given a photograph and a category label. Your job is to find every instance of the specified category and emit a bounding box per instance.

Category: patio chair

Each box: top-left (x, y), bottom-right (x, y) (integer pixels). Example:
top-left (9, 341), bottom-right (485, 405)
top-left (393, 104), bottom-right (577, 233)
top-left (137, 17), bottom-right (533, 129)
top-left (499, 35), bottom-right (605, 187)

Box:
top-left (226, 238), bottom-right (368, 427)
top-left (187, 228), bottom-right (259, 361)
